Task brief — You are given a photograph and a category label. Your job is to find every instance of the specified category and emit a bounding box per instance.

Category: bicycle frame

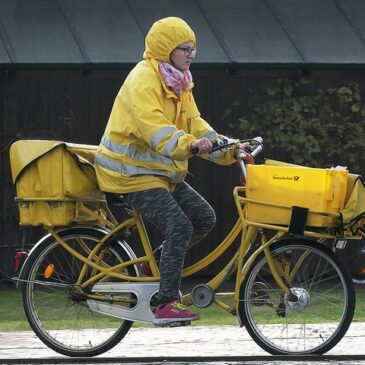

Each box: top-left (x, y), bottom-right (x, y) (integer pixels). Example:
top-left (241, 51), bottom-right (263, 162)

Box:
top-left (42, 183), bottom-right (314, 320)
top-left (44, 201), bottom-right (243, 309)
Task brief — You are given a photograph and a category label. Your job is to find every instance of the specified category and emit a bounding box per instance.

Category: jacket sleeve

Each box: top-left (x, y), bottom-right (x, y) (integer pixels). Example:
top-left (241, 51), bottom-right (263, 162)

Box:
top-left (127, 71), bottom-right (196, 161)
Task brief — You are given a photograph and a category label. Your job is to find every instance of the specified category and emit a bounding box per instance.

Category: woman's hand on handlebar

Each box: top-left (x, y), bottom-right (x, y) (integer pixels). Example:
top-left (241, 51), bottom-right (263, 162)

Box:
top-left (191, 138), bottom-right (213, 155)
top-left (237, 142), bottom-right (250, 158)
top-left (191, 136), bottom-right (263, 160)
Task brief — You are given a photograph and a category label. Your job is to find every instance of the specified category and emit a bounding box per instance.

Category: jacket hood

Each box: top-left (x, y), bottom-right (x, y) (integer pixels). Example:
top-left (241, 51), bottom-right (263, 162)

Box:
top-left (143, 17), bottom-right (196, 62)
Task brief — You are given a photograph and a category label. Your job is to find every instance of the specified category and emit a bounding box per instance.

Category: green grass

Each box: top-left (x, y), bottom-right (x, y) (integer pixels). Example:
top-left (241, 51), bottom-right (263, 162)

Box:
top-left (0, 288), bottom-right (237, 331)
top-left (0, 289), bottom-right (29, 331)
top-left (1, 287), bottom-right (365, 331)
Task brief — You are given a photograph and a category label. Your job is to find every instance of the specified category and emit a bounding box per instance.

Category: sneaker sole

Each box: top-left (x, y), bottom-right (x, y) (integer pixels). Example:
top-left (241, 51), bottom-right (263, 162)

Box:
top-left (153, 316), bottom-right (199, 326)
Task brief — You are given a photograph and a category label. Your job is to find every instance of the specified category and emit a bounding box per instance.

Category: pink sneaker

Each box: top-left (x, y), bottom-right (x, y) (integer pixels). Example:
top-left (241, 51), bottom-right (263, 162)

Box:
top-left (140, 262), bottom-right (153, 277)
top-left (154, 300), bottom-right (199, 325)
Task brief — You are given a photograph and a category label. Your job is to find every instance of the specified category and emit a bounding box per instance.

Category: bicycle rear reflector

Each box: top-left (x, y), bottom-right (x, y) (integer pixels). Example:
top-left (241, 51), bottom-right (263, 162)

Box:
top-left (44, 264), bottom-right (55, 279)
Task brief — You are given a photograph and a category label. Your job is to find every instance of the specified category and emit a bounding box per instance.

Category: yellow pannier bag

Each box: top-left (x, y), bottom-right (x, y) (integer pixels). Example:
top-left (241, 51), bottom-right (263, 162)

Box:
top-left (245, 163), bottom-right (348, 227)
top-left (9, 140), bottom-right (106, 226)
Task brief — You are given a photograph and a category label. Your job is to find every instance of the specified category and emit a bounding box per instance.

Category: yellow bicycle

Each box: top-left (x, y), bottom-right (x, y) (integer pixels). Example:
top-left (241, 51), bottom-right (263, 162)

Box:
top-left (10, 138), bottom-right (364, 357)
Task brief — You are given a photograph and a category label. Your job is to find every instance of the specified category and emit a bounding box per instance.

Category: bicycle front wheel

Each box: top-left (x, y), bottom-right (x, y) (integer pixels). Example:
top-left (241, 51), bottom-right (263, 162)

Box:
top-left (22, 227), bottom-right (138, 357)
top-left (239, 239), bottom-right (355, 355)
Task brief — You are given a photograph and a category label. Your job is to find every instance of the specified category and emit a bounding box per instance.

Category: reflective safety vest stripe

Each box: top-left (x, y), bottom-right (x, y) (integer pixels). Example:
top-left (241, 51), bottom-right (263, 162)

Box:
top-left (202, 130), bottom-right (218, 140)
top-left (163, 130), bottom-right (186, 156)
top-left (151, 126), bottom-right (177, 149)
top-left (100, 135), bottom-right (173, 165)
top-left (94, 153), bottom-right (185, 182)
top-left (150, 126), bottom-right (187, 157)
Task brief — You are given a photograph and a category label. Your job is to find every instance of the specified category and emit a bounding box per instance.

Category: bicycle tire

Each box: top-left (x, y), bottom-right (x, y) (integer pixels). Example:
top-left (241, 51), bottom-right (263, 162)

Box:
top-left (22, 226), bottom-right (139, 357)
top-left (238, 238), bottom-right (355, 355)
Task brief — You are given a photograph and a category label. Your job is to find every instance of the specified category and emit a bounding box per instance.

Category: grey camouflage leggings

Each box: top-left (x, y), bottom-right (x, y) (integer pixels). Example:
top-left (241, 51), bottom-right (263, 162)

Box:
top-left (123, 181), bottom-right (216, 306)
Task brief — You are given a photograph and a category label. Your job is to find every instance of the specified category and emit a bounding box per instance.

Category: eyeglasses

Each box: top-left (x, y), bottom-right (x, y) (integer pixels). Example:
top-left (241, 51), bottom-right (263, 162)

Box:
top-left (176, 46), bottom-right (196, 57)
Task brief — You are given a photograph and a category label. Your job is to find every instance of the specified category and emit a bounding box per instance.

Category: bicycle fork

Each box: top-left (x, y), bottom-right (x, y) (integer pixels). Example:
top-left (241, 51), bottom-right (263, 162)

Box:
top-left (235, 228), bottom-right (294, 320)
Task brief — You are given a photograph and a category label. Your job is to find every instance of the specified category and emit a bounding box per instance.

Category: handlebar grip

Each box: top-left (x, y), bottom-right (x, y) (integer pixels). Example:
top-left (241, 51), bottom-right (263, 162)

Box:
top-left (250, 144), bottom-right (263, 157)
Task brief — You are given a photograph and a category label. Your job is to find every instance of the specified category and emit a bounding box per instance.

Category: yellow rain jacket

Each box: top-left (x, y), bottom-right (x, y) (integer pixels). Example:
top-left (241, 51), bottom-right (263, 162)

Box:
top-left (95, 17), bottom-right (236, 193)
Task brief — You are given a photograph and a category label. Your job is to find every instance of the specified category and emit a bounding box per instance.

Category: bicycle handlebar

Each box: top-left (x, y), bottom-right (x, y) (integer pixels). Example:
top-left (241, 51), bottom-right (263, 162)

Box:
top-left (192, 136), bottom-right (263, 182)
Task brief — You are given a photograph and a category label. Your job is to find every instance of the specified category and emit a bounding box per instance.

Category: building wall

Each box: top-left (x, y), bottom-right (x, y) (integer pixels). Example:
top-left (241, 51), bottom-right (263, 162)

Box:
top-left (1, 67), bottom-right (364, 280)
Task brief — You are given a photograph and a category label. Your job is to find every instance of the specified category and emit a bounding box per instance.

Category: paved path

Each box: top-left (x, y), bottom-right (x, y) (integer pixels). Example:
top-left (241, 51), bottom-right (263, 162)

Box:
top-left (1, 323), bottom-right (365, 360)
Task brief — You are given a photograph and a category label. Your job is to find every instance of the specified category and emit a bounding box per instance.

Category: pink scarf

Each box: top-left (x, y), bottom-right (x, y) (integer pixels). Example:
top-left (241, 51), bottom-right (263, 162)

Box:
top-left (158, 61), bottom-right (193, 97)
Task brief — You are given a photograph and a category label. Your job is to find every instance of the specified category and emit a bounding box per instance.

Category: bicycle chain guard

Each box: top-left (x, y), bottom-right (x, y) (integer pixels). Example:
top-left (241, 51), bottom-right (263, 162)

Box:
top-left (87, 282), bottom-right (185, 325)
top-left (88, 282), bottom-right (160, 324)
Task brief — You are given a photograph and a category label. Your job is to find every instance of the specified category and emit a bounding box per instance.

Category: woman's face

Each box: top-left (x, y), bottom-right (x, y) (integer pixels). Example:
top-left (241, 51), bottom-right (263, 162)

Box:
top-left (170, 41), bottom-right (196, 72)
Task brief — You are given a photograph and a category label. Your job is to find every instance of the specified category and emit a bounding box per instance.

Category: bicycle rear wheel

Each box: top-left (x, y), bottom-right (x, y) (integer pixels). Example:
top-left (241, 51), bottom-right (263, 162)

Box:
top-left (22, 227), bottom-right (138, 357)
top-left (238, 239), bottom-right (355, 355)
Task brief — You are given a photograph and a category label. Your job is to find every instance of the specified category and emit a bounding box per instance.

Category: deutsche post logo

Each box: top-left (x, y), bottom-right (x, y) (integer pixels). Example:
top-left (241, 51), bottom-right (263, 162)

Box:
top-left (273, 174), bottom-right (300, 181)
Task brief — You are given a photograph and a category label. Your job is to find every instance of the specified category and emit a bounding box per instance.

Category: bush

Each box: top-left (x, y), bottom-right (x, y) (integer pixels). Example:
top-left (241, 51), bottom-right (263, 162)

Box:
top-left (222, 78), bottom-right (365, 175)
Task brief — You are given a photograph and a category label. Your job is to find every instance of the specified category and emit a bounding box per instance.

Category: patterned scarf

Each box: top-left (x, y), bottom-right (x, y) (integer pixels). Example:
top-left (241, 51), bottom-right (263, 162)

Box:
top-left (158, 61), bottom-right (193, 97)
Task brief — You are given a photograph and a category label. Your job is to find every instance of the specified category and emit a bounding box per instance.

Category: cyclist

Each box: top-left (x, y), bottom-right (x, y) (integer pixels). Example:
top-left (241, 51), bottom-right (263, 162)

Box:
top-left (95, 17), bottom-right (246, 325)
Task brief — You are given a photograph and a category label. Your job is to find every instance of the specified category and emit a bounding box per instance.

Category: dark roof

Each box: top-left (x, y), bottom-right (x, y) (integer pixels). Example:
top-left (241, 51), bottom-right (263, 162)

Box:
top-left (1, 0), bottom-right (365, 67)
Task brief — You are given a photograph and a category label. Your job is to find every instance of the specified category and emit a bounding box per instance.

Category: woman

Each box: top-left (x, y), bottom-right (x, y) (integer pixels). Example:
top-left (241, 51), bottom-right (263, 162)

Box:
top-left (95, 17), bottom-right (245, 325)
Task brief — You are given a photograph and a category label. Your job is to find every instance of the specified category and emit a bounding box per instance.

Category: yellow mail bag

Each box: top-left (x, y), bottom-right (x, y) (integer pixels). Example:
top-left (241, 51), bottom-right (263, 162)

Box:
top-left (245, 164), bottom-right (348, 227)
top-left (9, 140), bottom-right (105, 226)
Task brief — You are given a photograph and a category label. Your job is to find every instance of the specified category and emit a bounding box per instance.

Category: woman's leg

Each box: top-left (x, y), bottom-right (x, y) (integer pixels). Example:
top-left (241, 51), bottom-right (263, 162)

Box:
top-left (123, 188), bottom-right (193, 305)
top-left (172, 181), bottom-right (216, 249)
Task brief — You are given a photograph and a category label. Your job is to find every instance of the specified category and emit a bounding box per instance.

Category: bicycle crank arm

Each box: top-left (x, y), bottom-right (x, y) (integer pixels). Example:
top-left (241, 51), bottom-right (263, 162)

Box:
top-left (88, 282), bottom-right (160, 324)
